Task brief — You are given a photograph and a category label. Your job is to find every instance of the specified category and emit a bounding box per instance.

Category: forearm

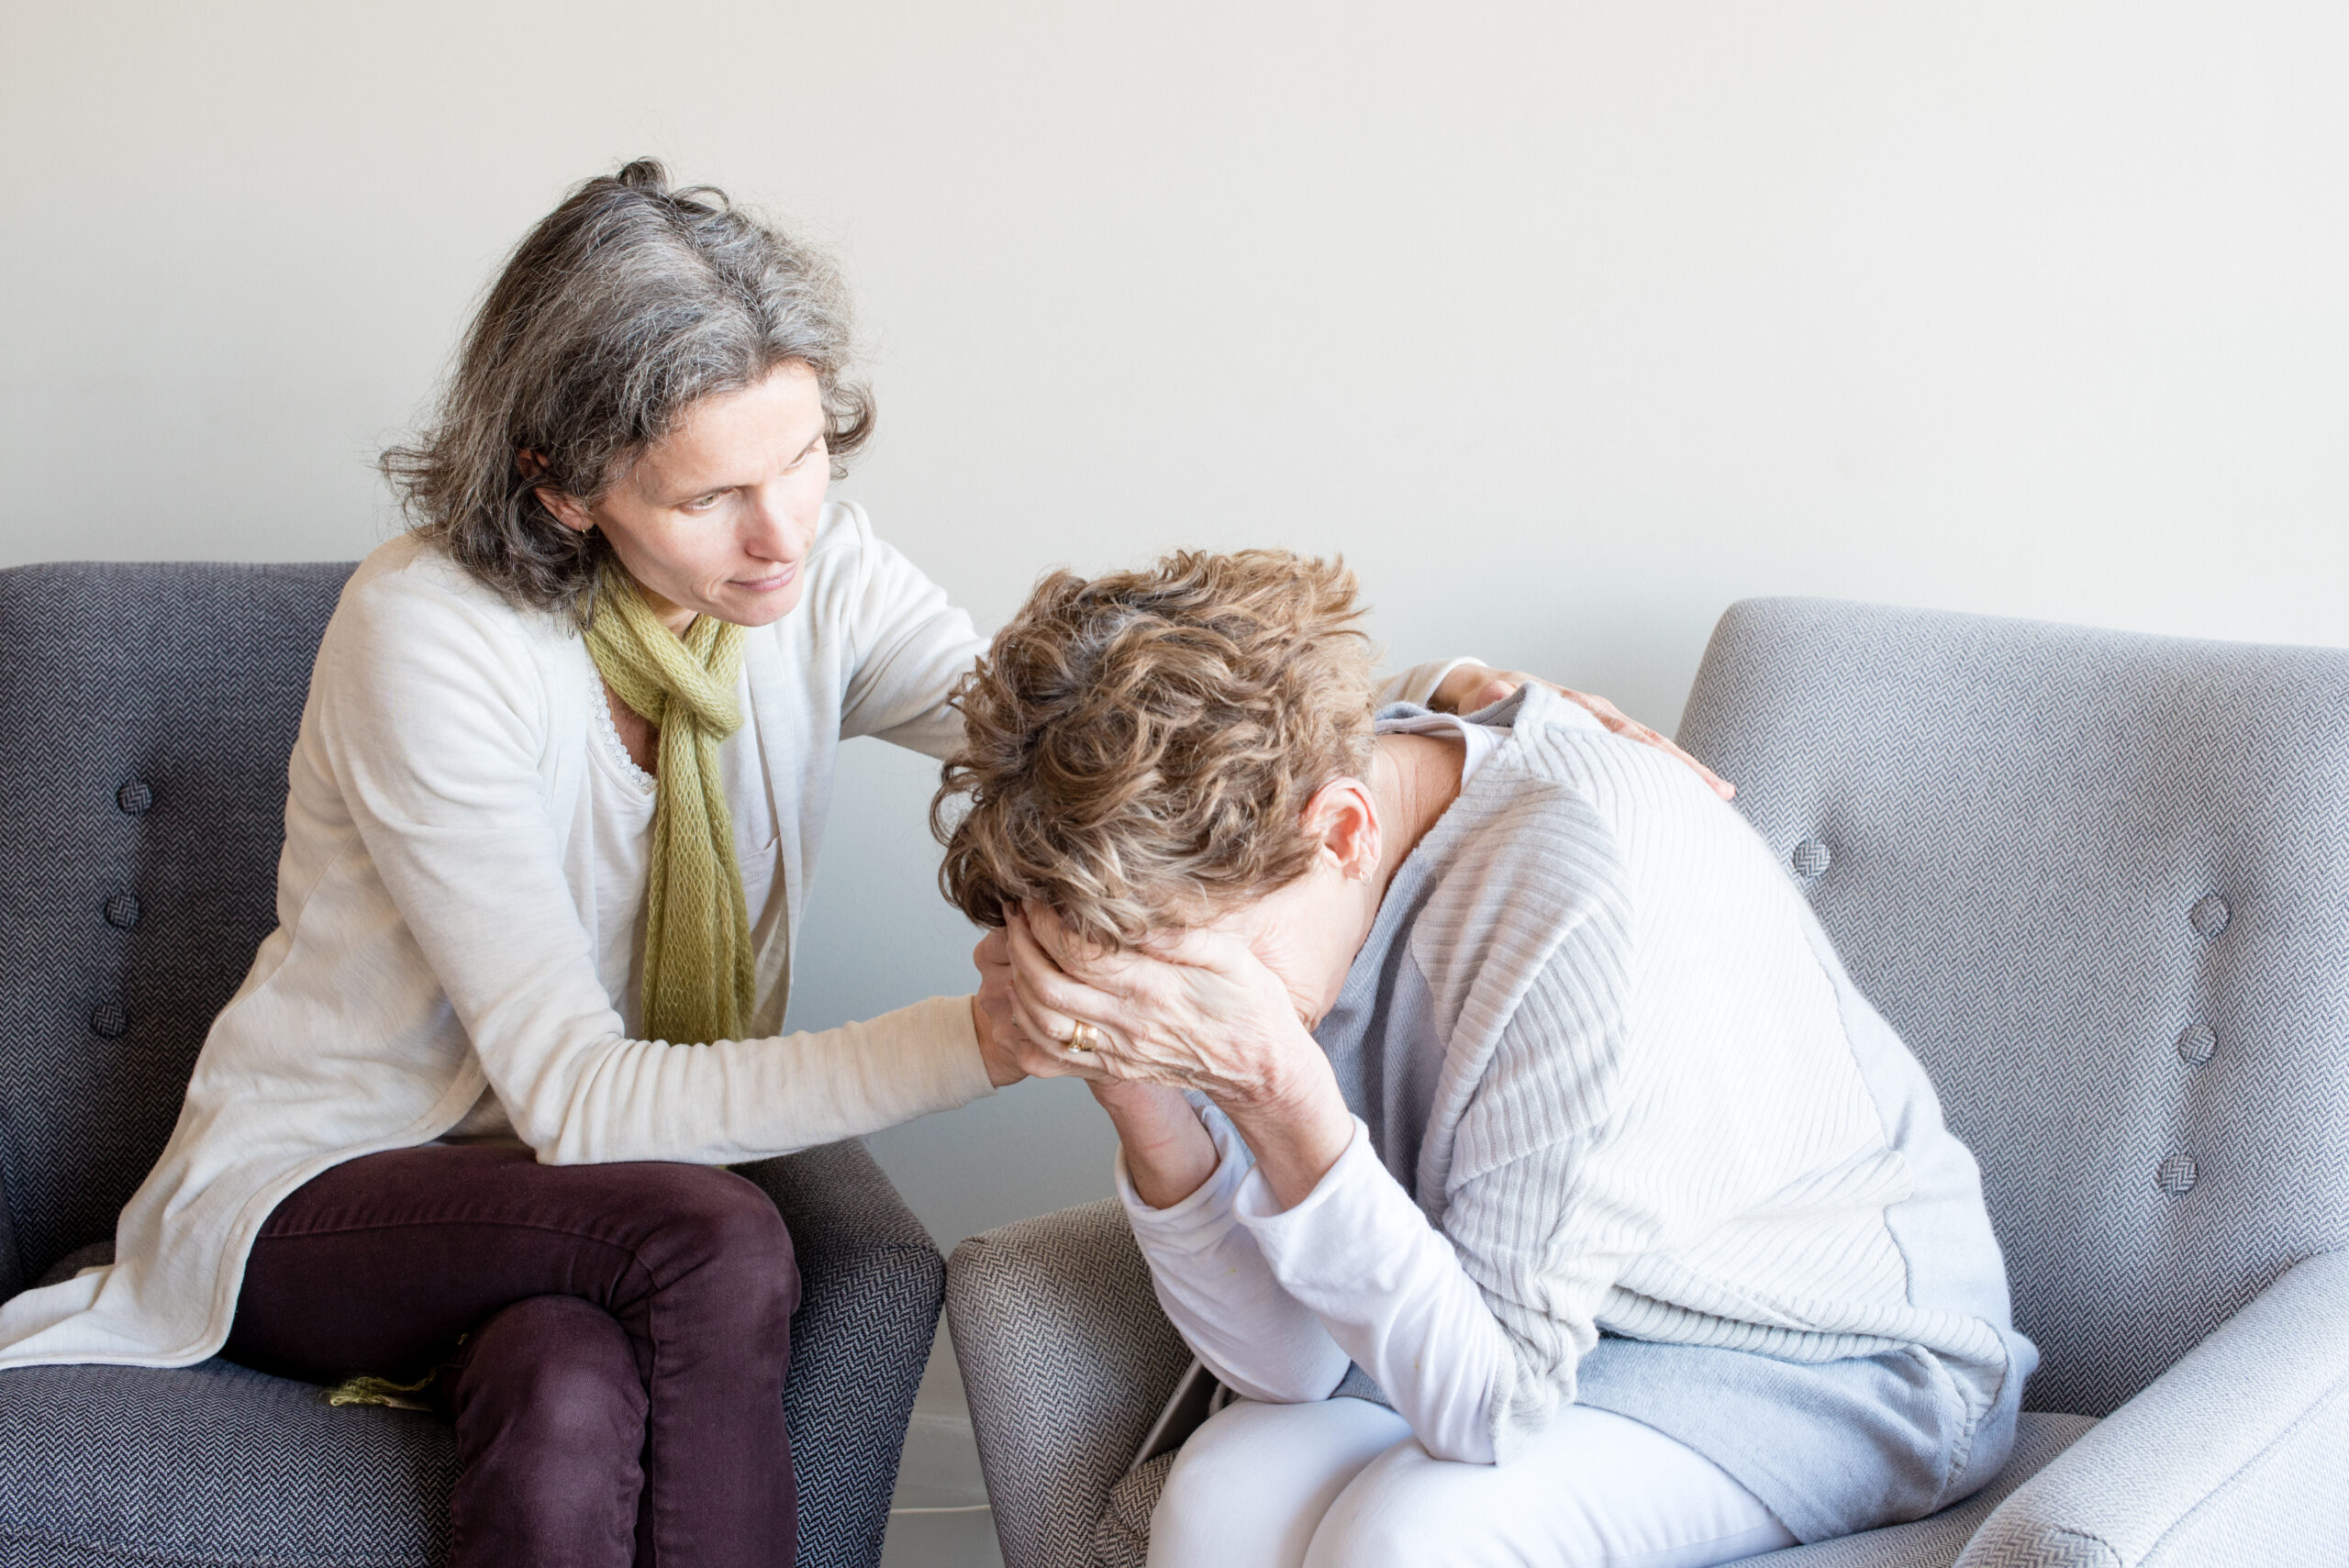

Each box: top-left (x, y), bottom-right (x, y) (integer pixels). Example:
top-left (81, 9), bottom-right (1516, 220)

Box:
top-left (524, 995), bottom-right (996, 1163)
top-left (1235, 1120), bottom-right (1515, 1463)
top-left (1119, 1098), bottom-right (1353, 1404)
top-left (1094, 1081), bottom-right (1219, 1209)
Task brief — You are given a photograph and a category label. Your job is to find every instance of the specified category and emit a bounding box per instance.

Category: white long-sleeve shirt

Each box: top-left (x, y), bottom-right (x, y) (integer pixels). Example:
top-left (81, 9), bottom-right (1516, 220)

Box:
top-left (1122, 1103), bottom-right (1517, 1462)
top-left (0, 506), bottom-right (1003, 1369)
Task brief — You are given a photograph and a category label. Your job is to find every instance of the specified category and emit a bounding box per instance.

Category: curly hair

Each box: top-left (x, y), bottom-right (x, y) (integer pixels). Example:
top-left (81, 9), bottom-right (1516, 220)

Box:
top-left (933, 550), bottom-right (1377, 950)
top-left (380, 157), bottom-right (873, 622)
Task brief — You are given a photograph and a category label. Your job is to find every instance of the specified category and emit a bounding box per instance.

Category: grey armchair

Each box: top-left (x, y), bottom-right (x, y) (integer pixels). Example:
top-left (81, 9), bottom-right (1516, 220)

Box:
top-left (0, 561), bottom-right (944, 1568)
top-left (946, 595), bottom-right (2349, 1568)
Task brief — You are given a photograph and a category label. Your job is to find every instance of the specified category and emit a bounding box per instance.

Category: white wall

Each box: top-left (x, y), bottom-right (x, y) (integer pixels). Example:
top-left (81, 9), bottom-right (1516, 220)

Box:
top-left (6, 1), bottom-right (2345, 1245)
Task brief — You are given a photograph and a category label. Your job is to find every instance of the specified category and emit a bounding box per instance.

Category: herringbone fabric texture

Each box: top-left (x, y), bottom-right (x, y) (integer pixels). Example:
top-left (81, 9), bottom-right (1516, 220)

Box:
top-left (0, 1357), bottom-right (455, 1566)
top-left (0, 562), bottom-right (944, 1568)
top-left (740, 1141), bottom-right (948, 1568)
top-left (0, 561), bottom-right (353, 1295)
top-left (1676, 597), bottom-right (2349, 1418)
top-left (1946, 1251), bottom-right (2349, 1568)
top-left (1735, 1414), bottom-right (2095, 1568)
top-left (1088, 1451), bottom-right (1173, 1568)
top-left (947, 1200), bottom-right (1193, 1568)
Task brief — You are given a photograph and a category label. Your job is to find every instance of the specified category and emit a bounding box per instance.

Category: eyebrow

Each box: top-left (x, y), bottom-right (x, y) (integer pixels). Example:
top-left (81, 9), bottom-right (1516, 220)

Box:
top-left (660, 432), bottom-right (824, 506)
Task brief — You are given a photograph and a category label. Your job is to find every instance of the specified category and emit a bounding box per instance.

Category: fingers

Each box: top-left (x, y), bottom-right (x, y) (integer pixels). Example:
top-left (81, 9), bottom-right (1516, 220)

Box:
top-left (1670, 741), bottom-right (1736, 799)
top-left (1007, 906), bottom-right (1147, 1049)
top-left (1132, 921), bottom-right (1255, 975)
top-left (1556, 685), bottom-right (1631, 728)
top-left (1004, 912), bottom-right (1083, 1040)
top-left (1023, 901), bottom-right (1154, 1000)
top-left (1558, 687), bottom-right (1736, 801)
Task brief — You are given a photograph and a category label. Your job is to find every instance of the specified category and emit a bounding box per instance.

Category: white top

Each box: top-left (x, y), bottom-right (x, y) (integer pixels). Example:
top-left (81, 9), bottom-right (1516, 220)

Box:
top-left (0, 505), bottom-right (1002, 1369)
top-left (445, 665), bottom-right (772, 1143)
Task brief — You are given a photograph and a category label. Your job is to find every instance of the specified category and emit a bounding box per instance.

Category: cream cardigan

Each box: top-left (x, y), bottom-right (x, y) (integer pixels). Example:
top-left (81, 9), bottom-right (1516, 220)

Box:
top-left (0, 505), bottom-right (1003, 1369)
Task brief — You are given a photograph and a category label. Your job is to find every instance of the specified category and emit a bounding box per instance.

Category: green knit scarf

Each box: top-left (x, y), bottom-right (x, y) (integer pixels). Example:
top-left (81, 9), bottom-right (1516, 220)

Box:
top-left (584, 568), bottom-right (756, 1048)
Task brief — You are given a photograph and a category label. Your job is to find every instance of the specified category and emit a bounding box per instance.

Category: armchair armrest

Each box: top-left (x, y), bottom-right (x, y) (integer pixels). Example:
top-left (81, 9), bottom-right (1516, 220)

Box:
top-left (735, 1140), bottom-right (945, 1568)
top-left (1955, 1251), bottom-right (2349, 1567)
top-left (947, 1200), bottom-right (1194, 1568)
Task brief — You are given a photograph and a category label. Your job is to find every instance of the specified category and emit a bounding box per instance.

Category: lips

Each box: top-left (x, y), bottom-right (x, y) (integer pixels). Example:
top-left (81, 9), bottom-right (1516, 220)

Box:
top-left (735, 564), bottom-right (798, 593)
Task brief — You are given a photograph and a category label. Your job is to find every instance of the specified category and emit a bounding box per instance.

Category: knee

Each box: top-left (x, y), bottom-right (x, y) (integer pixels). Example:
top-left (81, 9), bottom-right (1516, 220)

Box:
top-left (1304, 1452), bottom-right (1500, 1568)
top-left (644, 1166), bottom-right (798, 1309)
top-left (1152, 1399), bottom-right (1410, 1568)
top-left (460, 1296), bottom-right (645, 1442)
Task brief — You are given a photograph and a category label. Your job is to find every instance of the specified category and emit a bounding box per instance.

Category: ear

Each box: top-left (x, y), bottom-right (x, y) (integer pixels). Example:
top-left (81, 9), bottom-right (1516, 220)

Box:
top-left (1300, 777), bottom-right (1381, 884)
top-left (517, 450), bottom-right (596, 534)
top-left (534, 484), bottom-right (596, 535)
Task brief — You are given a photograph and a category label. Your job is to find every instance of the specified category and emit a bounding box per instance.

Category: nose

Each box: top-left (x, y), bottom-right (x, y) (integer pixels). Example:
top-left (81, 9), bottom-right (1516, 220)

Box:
top-left (740, 483), bottom-right (809, 563)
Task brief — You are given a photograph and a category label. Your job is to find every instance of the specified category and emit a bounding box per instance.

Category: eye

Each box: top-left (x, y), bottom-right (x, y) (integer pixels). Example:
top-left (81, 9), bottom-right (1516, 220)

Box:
top-left (682, 490), bottom-right (726, 512)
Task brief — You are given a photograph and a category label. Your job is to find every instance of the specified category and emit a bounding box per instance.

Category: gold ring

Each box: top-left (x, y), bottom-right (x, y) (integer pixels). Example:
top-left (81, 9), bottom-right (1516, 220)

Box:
top-left (1066, 1020), bottom-right (1102, 1053)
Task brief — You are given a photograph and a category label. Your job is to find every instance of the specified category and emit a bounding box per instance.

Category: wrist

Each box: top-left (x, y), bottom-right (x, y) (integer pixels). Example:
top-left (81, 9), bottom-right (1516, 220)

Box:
top-left (1217, 1047), bottom-right (1353, 1212)
top-left (1219, 1024), bottom-right (1335, 1122)
top-left (1100, 1084), bottom-right (1219, 1210)
top-left (971, 994), bottom-right (1024, 1088)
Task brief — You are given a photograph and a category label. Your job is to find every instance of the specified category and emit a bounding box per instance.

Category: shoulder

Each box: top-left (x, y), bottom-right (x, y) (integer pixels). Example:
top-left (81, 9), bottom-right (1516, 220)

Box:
top-left (761, 501), bottom-right (902, 638)
top-left (1405, 764), bottom-right (1635, 1062)
top-left (314, 534), bottom-right (574, 732)
top-left (333, 533), bottom-right (547, 637)
top-left (1489, 685), bottom-right (1703, 805)
top-left (798, 500), bottom-right (893, 594)
top-left (328, 533), bottom-right (566, 661)
top-left (1423, 712), bottom-right (1635, 946)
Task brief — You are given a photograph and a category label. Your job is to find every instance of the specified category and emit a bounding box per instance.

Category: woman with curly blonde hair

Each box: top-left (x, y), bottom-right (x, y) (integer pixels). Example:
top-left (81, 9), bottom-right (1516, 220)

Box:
top-left (941, 550), bottom-right (2036, 1568)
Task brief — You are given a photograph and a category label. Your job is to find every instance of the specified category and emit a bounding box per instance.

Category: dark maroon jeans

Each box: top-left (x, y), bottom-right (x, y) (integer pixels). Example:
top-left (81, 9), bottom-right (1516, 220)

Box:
top-left (223, 1142), bottom-right (800, 1568)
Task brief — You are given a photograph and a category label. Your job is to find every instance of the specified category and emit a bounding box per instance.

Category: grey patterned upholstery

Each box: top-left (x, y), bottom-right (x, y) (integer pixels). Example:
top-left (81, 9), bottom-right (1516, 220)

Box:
top-left (947, 595), bottom-right (2349, 1566)
top-left (0, 561), bottom-right (944, 1568)
top-left (1946, 1251), bottom-right (2349, 1568)
top-left (946, 1201), bottom-right (1193, 1568)
top-left (1678, 597), bottom-right (2349, 1419)
top-left (740, 1141), bottom-right (949, 1568)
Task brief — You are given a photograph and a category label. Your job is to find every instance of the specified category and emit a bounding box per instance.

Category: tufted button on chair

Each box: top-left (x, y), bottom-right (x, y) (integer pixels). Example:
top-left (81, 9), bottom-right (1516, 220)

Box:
top-left (945, 595), bottom-right (2349, 1568)
top-left (0, 562), bottom-right (944, 1568)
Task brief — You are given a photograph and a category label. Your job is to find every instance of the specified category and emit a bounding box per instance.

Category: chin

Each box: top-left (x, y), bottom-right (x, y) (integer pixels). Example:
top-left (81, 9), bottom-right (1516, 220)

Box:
top-left (720, 582), bottom-right (806, 627)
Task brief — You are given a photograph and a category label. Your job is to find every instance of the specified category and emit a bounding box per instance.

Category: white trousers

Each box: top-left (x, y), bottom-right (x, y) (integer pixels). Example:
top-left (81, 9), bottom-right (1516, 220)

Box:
top-left (1146, 1397), bottom-right (1798, 1568)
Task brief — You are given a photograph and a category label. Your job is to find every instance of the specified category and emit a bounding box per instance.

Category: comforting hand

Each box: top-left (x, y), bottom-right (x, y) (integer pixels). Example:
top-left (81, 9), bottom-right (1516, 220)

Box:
top-left (970, 928), bottom-right (1104, 1088)
top-left (1430, 663), bottom-right (1735, 801)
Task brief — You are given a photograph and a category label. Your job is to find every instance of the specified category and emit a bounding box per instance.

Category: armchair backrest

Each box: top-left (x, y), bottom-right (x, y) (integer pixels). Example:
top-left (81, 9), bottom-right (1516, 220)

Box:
top-left (0, 561), bottom-right (354, 1294)
top-left (1675, 596), bottom-right (2349, 1417)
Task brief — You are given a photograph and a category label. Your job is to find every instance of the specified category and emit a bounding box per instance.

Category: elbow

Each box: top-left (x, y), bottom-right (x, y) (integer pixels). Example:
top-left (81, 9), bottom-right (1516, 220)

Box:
top-left (1208, 1366), bottom-right (1336, 1407)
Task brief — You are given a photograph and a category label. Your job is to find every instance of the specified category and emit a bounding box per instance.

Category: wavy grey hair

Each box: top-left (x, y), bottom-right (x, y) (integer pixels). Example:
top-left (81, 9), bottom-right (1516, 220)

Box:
top-left (381, 158), bottom-right (873, 620)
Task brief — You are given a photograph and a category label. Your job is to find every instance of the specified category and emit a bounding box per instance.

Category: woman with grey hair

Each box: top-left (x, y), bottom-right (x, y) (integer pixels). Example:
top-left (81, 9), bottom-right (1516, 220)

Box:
top-left (0, 161), bottom-right (1716, 1565)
